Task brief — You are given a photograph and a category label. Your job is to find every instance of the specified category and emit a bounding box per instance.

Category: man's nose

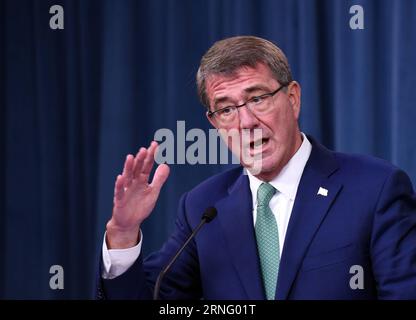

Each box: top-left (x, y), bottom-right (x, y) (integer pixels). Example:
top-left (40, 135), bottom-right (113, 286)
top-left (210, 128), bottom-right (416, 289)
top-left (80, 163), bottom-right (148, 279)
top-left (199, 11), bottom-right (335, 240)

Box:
top-left (238, 106), bottom-right (260, 129)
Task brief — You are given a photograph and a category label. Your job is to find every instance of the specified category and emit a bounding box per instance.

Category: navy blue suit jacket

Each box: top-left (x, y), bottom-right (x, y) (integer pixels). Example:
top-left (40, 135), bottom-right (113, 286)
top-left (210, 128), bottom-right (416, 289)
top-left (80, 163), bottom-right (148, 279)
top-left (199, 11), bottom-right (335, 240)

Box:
top-left (98, 137), bottom-right (416, 299)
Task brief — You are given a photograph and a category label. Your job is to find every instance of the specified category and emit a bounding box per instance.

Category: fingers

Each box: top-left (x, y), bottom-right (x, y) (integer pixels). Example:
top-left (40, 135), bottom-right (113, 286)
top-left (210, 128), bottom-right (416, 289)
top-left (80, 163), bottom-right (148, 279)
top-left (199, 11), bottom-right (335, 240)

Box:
top-left (122, 154), bottom-right (134, 188)
top-left (114, 174), bottom-right (125, 201)
top-left (142, 141), bottom-right (158, 176)
top-left (150, 163), bottom-right (170, 194)
top-left (121, 141), bottom-right (160, 190)
top-left (133, 147), bottom-right (147, 180)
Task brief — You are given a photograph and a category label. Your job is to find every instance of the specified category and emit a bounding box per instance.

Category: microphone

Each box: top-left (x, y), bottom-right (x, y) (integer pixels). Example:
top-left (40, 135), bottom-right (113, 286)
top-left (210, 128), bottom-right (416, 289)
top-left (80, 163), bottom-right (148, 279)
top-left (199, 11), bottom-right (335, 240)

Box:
top-left (153, 207), bottom-right (217, 300)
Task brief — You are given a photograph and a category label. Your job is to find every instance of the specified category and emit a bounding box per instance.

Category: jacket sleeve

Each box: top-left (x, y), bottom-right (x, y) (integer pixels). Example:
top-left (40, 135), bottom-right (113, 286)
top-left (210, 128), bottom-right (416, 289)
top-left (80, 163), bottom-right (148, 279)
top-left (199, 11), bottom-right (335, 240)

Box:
top-left (96, 192), bottom-right (202, 300)
top-left (370, 169), bottom-right (416, 299)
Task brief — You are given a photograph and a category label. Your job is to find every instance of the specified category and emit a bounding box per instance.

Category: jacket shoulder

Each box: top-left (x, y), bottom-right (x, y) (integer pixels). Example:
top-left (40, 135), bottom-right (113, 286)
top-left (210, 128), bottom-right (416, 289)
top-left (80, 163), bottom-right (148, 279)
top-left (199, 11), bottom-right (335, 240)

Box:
top-left (188, 166), bottom-right (244, 198)
top-left (334, 151), bottom-right (400, 176)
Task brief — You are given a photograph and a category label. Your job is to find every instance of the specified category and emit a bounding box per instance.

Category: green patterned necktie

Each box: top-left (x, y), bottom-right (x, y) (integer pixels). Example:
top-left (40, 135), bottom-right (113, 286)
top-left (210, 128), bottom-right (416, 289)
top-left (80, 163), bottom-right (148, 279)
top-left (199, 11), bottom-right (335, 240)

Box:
top-left (255, 182), bottom-right (279, 300)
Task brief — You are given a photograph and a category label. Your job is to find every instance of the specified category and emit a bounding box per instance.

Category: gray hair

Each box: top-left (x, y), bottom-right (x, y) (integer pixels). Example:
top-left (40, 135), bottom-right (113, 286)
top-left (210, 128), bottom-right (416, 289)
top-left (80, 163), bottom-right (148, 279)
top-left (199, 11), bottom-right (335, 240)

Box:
top-left (196, 35), bottom-right (293, 110)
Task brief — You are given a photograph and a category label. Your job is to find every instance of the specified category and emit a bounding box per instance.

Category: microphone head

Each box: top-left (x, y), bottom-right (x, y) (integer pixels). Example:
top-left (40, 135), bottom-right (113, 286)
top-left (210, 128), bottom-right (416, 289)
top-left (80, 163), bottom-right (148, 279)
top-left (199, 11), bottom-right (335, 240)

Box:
top-left (202, 207), bottom-right (217, 223)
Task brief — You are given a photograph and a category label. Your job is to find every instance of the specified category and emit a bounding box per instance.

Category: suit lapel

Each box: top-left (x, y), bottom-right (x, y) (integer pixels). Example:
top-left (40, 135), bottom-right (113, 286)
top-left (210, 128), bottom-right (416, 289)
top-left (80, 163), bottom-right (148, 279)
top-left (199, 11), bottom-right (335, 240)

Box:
top-left (215, 172), bottom-right (265, 300)
top-left (212, 138), bottom-right (343, 300)
top-left (276, 138), bottom-right (343, 299)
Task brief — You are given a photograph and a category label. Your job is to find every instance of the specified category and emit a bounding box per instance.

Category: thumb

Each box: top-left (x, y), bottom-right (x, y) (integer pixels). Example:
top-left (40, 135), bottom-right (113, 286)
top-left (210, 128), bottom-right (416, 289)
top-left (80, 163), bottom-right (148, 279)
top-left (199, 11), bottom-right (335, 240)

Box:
top-left (150, 163), bottom-right (170, 193)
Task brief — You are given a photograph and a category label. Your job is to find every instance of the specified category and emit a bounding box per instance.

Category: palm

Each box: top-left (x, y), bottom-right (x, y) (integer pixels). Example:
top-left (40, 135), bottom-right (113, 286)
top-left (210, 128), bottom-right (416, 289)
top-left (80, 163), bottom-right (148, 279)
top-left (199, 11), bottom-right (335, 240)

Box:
top-left (113, 175), bottom-right (163, 228)
top-left (107, 141), bottom-right (170, 247)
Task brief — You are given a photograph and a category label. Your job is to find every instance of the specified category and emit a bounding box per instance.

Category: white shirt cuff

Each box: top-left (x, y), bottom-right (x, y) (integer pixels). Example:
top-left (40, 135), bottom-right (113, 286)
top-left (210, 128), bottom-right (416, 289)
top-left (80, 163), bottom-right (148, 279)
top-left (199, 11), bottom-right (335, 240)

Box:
top-left (101, 231), bottom-right (142, 279)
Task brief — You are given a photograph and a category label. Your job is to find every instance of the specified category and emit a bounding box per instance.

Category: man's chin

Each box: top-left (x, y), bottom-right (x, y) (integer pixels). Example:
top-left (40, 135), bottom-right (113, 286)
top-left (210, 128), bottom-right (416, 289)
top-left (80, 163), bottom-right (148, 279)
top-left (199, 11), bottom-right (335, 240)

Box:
top-left (239, 150), bottom-right (278, 176)
top-left (241, 159), bottom-right (264, 176)
top-left (242, 157), bottom-right (281, 178)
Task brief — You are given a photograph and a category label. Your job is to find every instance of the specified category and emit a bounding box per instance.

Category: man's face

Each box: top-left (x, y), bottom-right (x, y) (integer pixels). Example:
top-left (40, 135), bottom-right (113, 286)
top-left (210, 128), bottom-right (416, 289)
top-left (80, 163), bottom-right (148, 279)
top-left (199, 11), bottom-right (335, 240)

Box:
top-left (205, 63), bottom-right (302, 181)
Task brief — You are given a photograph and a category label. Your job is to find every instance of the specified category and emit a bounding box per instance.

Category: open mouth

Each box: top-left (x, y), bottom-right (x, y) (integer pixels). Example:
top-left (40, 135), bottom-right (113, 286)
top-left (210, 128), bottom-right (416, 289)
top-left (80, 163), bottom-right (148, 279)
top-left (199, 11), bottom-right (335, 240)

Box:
top-left (250, 138), bottom-right (269, 149)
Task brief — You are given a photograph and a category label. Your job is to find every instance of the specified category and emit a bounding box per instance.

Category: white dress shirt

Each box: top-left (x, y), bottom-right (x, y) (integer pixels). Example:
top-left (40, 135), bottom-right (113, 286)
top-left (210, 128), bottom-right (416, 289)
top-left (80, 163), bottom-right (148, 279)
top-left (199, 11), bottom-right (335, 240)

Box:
top-left (246, 133), bottom-right (312, 256)
top-left (102, 232), bottom-right (142, 279)
top-left (102, 133), bottom-right (312, 279)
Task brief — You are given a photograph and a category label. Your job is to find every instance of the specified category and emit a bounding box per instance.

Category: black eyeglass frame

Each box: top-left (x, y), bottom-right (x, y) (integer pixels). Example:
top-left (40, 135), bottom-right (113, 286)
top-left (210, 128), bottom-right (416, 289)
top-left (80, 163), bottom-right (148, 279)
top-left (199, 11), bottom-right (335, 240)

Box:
top-left (207, 83), bottom-right (289, 119)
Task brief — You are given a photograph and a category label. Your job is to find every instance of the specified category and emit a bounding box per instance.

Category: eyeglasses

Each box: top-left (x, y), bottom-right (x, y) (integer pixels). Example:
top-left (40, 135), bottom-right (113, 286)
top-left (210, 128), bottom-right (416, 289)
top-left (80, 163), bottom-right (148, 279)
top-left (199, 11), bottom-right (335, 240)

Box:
top-left (207, 84), bottom-right (288, 125)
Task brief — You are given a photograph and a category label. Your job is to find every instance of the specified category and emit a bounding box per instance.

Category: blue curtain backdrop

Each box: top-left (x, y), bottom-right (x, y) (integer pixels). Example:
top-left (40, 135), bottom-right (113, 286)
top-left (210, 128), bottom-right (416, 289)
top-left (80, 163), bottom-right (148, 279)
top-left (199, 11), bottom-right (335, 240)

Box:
top-left (1, 0), bottom-right (415, 299)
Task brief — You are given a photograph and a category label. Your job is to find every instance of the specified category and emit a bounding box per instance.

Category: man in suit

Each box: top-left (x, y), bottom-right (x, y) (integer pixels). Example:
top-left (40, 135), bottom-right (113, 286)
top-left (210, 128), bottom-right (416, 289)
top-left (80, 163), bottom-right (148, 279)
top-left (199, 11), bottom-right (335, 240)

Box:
top-left (98, 36), bottom-right (416, 299)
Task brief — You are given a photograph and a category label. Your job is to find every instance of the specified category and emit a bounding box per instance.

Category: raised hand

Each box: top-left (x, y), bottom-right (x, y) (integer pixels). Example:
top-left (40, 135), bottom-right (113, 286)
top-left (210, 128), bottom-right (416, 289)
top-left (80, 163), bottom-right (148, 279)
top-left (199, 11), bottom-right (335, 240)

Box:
top-left (106, 141), bottom-right (170, 249)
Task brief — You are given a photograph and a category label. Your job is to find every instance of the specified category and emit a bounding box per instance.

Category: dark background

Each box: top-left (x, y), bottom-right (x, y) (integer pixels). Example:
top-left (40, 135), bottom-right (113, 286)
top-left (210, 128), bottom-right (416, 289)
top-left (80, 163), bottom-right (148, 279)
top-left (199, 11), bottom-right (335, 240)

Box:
top-left (1, 0), bottom-right (415, 299)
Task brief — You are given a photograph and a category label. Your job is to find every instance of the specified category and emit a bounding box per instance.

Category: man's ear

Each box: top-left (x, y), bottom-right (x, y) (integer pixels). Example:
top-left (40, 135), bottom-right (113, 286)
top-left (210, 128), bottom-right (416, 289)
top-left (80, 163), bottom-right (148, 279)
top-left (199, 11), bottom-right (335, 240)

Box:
top-left (287, 81), bottom-right (301, 119)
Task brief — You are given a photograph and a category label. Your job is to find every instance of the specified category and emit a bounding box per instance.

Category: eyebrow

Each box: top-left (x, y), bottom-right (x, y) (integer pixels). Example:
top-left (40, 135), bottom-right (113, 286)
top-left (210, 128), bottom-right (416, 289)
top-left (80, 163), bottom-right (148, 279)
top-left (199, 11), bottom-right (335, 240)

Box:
top-left (212, 84), bottom-right (273, 107)
top-left (243, 84), bottom-right (272, 94)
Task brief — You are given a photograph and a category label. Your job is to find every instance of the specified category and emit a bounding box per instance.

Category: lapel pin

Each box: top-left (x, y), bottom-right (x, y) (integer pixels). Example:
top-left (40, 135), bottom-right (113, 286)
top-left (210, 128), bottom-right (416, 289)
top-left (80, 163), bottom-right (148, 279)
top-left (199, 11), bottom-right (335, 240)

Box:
top-left (317, 187), bottom-right (328, 197)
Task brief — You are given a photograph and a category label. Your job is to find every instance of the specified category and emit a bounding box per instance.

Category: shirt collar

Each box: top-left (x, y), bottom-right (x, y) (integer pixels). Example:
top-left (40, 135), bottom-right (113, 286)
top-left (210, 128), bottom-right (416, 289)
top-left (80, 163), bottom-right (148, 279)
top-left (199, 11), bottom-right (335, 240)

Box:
top-left (247, 132), bottom-right (312, 203)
